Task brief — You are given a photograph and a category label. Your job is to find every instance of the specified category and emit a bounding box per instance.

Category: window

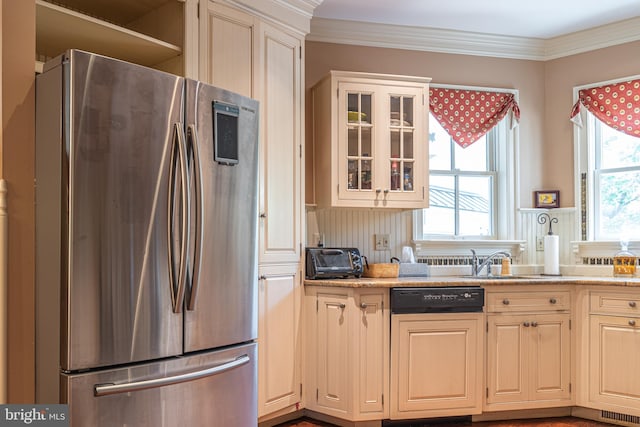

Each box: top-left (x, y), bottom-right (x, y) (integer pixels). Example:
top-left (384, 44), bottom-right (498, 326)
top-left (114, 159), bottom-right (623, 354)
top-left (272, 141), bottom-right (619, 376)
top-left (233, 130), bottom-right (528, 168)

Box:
top-left (422, 113), bottom-right (497, 237)
top-left (585, 113), bottom-right (640, 239)
top-left (414, 85), bottom-right (518, 243)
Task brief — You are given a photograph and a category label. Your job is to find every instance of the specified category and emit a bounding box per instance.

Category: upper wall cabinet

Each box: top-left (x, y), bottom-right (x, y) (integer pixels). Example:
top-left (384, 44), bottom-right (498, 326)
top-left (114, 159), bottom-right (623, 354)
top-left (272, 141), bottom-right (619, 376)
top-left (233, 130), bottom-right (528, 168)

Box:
top-left (312, 71), bottom-right (431, 209)
top-left (35, 0), bottom-right (190, 75)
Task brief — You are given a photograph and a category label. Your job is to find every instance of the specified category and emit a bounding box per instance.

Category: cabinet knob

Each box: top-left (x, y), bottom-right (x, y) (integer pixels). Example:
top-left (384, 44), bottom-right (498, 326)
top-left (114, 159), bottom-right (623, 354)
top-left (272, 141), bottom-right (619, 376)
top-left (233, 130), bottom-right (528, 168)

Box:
top-left (383, 189), bottom-right (390, 194)
top-left (339, 303), bottom-right (346, 309)
top-left (531, 321), bottom-right (538, 327)
top-left (630, 320), bottom-right (637, 327)
top-left (375, 189), bottom-right (382, 194)
top-left (360, 302), bottom-right (368, 309)
top-left (629, 301), bottom-right (637, 308)
top-left (550, 298), bottom-right (557, 304)
top-left (523, 322), bottom-right (530, 327)
top-left (502, 299), bottom-right (510, 305)
top-left (259, 212), bottom-right (266, 218)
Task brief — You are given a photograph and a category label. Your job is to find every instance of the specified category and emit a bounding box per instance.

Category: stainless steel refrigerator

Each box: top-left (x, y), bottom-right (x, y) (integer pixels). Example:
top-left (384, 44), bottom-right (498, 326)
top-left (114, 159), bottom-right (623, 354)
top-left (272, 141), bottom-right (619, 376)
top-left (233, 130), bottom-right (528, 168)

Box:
top-left (35, 50), bottom-right (259, 426)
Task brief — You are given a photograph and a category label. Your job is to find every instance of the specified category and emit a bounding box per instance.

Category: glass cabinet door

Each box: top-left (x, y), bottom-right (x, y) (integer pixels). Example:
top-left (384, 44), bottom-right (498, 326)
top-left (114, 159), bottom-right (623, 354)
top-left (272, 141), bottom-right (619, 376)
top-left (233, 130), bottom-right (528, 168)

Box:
top-left (389, 95), bottom-right (415, 192)
top-left (346, 92), bottom-right (373, 191)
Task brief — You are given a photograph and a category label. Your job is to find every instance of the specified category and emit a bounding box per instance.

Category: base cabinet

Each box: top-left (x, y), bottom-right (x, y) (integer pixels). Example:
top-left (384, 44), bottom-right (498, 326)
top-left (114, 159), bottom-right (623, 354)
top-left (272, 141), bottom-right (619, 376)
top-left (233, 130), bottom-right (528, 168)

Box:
top-left (587, 290), bottom-right (640, 416)
top-left (258, 266), bottom-right (302, 418)
top-left (305, 286), bottom-right (389, 422)
top-left (390, 313), bottom-right (484, 419)
top-left (485, 288), bottom-right (572, 411)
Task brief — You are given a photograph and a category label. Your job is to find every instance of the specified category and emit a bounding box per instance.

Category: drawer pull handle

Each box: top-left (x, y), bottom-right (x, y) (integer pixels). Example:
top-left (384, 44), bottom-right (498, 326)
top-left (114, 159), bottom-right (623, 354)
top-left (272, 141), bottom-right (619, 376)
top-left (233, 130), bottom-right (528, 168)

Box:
top-left (502, 299), bottom-right (510, 305)
top-left (523, 321), bottom-right (530, 327)
top-left (630, 301), bottom-right (637, 308)
top-left (630, 320), bottom-right (637, 327)
top-left (550, 298), bottom-right (557, 304)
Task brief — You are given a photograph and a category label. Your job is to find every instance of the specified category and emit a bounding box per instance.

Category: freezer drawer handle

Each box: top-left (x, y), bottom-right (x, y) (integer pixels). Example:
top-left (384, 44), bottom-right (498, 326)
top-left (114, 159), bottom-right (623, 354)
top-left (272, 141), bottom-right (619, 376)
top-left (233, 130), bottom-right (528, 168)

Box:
top-left (94, 355), bottom-right (250, 397)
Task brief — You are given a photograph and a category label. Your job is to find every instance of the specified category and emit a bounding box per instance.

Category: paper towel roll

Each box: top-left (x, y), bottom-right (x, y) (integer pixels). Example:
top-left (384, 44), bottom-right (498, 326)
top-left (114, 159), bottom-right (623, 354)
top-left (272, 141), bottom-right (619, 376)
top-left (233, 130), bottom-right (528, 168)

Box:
top-left (544, 234), bottom-right (560, 275)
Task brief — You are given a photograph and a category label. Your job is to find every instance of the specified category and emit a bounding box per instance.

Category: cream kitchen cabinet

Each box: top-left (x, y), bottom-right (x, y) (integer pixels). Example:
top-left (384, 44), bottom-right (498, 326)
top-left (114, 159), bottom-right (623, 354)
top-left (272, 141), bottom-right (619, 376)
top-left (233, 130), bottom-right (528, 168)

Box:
top-left (390, 313), bottom-right (484, 419)
top-left (305, 286), bottom-right (390, 422)
top-left (587, 290), bottom-right (640, 416)
top-left (199, 1), bottom-right (306, 421)
top-left (258, 265), bottom-right (303, 417)
top-left (312, 71), bottom-right (430, 209)
top-left (201, 1), bottom-right (303, 266)
top-left (485, 288), bottom-right (572, 411)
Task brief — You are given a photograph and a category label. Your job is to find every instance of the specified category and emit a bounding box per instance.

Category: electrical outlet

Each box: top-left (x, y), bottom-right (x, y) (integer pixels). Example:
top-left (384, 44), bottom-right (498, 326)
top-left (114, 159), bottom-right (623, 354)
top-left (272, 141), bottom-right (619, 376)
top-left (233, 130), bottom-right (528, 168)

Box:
top-left (375, 233), bottom-right (390, 251)
top-left (536, 236), bottom-right (544, 251)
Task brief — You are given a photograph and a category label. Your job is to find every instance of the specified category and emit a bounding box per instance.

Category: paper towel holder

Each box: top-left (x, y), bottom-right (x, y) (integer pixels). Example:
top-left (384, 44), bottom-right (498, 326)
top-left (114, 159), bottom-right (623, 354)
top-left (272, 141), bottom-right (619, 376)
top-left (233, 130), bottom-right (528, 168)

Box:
top-left (537, 212), bottom-right (558, 235)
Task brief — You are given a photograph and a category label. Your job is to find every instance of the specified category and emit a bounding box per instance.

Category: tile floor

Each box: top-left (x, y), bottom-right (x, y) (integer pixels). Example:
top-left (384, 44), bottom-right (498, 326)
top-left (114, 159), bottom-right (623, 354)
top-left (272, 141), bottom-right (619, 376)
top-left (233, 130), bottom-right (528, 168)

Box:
top-left (276, 417), bottom-right (616, 427)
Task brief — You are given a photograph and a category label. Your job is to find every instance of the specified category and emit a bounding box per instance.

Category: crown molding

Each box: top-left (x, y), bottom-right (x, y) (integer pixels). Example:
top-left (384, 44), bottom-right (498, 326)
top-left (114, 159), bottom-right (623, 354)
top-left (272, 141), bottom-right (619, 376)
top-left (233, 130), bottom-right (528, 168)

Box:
top-left (544, 16), bottom-right (640, 60)
top-left (308, 16), bottom-right (640, 61)
top-left (224, 0), bottom-right (323, 35)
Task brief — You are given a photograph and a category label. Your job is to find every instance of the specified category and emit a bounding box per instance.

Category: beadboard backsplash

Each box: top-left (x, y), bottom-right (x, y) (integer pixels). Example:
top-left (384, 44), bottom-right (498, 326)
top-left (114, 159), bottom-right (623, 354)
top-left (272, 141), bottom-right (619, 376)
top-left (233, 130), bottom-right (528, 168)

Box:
top-left (306, 208), bottom-right (413, 264)
top-left (306, 207), bottom-right (578, 266)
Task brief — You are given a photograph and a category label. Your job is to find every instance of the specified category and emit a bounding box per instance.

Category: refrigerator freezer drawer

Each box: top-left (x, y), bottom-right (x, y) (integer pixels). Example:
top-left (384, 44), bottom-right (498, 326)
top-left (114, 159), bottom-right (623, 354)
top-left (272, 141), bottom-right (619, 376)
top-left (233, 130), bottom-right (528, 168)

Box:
top-left (62, 343), bottom-right (257, 427)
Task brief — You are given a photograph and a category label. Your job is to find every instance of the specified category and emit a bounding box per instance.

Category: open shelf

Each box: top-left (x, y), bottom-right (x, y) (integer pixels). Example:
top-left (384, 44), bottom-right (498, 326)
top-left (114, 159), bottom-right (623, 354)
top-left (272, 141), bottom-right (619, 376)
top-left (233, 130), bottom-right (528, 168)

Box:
top-left (36, 0), bottom-right (182, 68)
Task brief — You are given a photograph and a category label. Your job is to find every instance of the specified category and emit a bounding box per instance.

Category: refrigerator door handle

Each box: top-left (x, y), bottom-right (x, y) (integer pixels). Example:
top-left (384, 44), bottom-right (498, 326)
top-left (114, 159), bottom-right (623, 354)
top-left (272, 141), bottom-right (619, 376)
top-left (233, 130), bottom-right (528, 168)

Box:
top-left (186, 124), bottom-right (203, 311)
top-left (168, 122), bottom-right (190, 313)
top-left (93, 355), bottom-right (250, 397)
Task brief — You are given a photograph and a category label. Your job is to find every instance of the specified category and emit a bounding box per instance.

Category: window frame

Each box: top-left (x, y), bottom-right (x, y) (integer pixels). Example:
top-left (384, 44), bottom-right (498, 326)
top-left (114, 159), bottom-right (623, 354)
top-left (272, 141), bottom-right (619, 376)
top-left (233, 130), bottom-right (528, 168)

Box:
top-left (413, 83), bottom-right (520, 248)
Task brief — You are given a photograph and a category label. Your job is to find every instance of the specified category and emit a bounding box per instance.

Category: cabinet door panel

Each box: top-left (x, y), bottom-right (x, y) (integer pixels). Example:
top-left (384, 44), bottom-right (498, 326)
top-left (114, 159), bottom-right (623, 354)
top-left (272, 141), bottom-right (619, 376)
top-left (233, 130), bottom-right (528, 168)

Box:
top-left (590, 315), bottom-right (640, 406)
top-left (258, 22), bottom-right (301, 264)
top-left (357, 293), bottom-right (385, 416)
top-left (316, 293), bottom-right (350, 413)
top-left (530, 314), bottom-right (571, 401)
top-left (391, 314), bottom-right (482, 418)
top-left (258, 266), bottom-right (301, 417)
top-left (200, 2), bottom-right (255, 97)
top-left (487, 316), bottom-right (527, 404)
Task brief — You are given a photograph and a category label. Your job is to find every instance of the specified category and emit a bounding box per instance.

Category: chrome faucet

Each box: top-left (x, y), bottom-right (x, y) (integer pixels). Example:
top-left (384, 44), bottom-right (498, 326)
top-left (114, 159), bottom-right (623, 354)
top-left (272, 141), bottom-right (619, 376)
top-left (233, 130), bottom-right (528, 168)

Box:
top-left (470, 249), bottom-right (511, 277)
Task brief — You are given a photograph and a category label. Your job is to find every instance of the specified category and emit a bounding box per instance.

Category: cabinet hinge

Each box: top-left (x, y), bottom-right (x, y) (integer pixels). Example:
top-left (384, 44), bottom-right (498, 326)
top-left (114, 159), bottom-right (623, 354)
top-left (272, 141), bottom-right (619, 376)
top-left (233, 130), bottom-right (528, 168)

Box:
top-left (299, 47), bottom-right (302, 59)
top-left (569, 383), bottom-right (572, 393)
top-left (486, 387), bottom-right (489, 398)
top-left (486, 321), bottom-right (489, 333)
top-left (300, 383), bottom-right (303, 396)
top-left (569, 319), bottom-right (572, 330)
top-left (316, 299), bottom-right (319, 312)
top-left (316, 389), bottom-right (319, 401)
top-left (382, 394), bottom-right (384, 405)
top-left (299, 143), bottom-right (302, 159)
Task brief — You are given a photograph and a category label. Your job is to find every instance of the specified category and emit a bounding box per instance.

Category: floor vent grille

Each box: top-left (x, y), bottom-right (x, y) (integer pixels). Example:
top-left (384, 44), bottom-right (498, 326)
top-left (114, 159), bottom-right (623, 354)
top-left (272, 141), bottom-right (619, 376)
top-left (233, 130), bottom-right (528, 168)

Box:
top-left (602, 410), bottom-right (640, 425)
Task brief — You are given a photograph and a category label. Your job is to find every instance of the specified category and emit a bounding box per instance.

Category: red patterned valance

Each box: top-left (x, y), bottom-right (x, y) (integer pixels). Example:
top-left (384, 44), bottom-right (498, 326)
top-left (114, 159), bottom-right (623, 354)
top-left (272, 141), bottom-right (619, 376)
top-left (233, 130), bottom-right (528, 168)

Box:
top-left (570, 79), bottom-right (640, 138)
top-left (429, 88), bottom-right (520, 148)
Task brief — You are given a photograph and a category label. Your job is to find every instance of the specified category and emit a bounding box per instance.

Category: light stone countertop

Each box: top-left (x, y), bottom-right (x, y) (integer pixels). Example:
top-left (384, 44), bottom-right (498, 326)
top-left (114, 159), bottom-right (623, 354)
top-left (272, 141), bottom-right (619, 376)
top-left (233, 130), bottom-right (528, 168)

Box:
top-left (304, 275), bottom-right (640, 288)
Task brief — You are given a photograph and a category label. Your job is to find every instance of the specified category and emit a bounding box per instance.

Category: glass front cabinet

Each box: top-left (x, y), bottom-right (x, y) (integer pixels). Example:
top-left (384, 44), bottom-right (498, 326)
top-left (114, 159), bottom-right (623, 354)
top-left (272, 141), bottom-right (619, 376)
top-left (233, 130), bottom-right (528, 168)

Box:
top-left (312, 71), bottom-right (431, 208)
